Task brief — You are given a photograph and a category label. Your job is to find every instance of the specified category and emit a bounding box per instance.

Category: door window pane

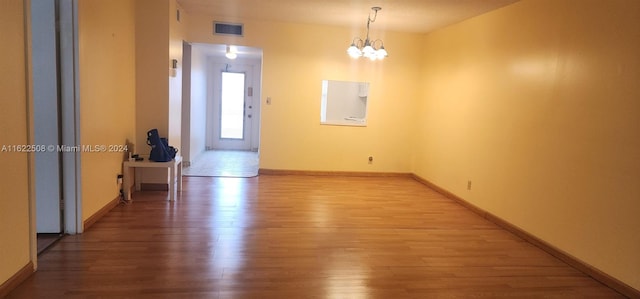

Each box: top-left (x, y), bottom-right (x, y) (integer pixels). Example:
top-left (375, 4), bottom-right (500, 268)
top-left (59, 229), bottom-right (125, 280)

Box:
top-left (220, 72), bottom-right (245, 139)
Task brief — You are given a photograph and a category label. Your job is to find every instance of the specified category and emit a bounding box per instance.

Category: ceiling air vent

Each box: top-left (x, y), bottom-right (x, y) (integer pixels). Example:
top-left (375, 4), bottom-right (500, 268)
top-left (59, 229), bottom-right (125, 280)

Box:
top-left (213, 22), bottom-right (243, 36)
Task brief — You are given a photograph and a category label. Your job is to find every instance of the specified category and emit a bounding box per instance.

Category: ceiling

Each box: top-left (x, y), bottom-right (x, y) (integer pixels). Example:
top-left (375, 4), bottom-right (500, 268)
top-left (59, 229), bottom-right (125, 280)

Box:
top-left (177, 0), bottom-right (519, 34)
top-left (191, 43), bottom-right (263, 60)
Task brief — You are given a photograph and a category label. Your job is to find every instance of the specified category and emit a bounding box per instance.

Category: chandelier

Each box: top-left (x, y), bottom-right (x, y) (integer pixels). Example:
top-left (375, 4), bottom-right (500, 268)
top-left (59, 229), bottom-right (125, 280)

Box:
top-left (347, 7), bottom-right (388, 60)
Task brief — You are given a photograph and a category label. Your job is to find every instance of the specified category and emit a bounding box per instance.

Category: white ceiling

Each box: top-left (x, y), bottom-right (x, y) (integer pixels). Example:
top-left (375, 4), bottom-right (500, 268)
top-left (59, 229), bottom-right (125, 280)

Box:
top-left (177, 0), bottom-right (519, 34)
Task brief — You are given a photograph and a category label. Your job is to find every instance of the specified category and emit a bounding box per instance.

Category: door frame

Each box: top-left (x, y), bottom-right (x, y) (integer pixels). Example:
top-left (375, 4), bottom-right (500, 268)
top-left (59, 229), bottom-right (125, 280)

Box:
top-left (213, 69), bottom-right (251, 150)
top-left (57, 0), bottom-right (83, 235)
top-left (30, 0), bottom-right (82, 236)
top-left (206, 56), bottom-right (262, 152)
top-left (27, 0), bottom-right (83, 265)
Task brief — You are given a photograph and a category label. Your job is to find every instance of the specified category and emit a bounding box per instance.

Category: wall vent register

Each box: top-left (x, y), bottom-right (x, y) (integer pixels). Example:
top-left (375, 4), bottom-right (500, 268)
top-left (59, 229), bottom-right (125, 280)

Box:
top-left (214, 22), bottom-right (244, 36)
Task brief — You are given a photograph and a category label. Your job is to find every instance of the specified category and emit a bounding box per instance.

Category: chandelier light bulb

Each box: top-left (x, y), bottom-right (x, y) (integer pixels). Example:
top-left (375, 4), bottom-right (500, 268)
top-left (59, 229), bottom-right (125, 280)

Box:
top-left (376, 46), bottom-right (388, 59)
top-left (347, 43), bottom-right (362, 58)
top-left (362, 44), bottom-right (375, 57)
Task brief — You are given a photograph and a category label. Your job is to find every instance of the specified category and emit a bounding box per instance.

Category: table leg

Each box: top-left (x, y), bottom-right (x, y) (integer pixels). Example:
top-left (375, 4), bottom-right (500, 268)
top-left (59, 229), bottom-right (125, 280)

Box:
top-left (169, 164), bottom-right (175, 201)
top-left (134, 168), bottom-right (142, 191)
top-left (123, 166), bottom-right (131, 201)
top-left (177, 160), bottom-right (182, 191)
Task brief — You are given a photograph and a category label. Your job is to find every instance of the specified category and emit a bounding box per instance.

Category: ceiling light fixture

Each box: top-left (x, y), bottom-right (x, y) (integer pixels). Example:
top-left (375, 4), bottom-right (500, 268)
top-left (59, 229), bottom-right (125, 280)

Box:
top-left (225, 45), bottom-right (237, 59)
top-left (347, 7), bottom-right (388, 61)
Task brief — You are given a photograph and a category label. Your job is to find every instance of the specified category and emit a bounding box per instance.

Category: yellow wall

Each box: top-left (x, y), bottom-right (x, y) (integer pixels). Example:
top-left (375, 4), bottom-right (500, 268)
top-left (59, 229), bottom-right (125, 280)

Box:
top-left (0, 0), bottom-right (32, 286)
top-left (134, 0), bottom-right (170, 183)
top-left (187, 16), bottom-right (421, 172)
top-left (78, 0), bottom-right (137, 220)
top-left (135, 0), bottom-right (186, 184)
top-left (168, 0), bottom-right (185, 153)
top-left (135, 0), bottom-right (170, 153)
top-left (3, 0), bottom-right (637, 292)
top-left (415, 0), bottom-right (640, 290)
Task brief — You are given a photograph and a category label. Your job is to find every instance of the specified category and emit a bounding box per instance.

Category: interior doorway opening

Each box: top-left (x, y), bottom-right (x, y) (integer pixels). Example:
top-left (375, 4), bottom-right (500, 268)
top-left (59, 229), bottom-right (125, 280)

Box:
top-left (181, 43), bottom-right (262, 178)
top-left (32, 0), bottom-right (63, 254)
top-left (32, 0), bottom-right (83, 255)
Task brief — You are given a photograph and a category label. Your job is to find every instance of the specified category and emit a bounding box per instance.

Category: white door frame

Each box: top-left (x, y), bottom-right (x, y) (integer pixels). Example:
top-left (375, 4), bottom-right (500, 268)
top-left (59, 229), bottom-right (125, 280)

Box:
top-left (29, 0), bottom-right (82, 236)
top-left (211, 66), bottom-right (252, 150)
top-left (27, 0), bottom-right (82, 270)
top-left (30, 0), bottom-right (82, 236)
top-left (57, 0), bottom-right (84, 234)
top-left (206, 57), bottom-right (262, 151)
top-left (58, 0), bottom-right (83, 235)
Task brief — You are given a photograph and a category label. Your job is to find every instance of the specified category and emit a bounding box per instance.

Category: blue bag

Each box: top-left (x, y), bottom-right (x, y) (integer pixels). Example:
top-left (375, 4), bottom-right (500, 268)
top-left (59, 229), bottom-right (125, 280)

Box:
top-left (147, 129), bottom-right (177, 162)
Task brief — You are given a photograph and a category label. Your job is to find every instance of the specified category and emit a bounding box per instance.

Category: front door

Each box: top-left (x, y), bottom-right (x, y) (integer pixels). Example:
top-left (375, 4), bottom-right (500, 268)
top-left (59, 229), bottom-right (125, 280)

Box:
top-left (212, 65), bottom-right (254, 150)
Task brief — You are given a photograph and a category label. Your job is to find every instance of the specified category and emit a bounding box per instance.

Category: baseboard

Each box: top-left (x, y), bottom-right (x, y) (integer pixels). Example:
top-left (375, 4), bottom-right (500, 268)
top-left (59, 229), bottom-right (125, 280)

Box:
top-left (140, 183), bottom-right (168, 191)
top-left (83, 195), bottom-right (120, 231)
top-left (258, 168), bottom-right (413, 178)
top-left (411, 174), bottom-right (640, 298)
top-left (0, 261), bottom-right (34, 298)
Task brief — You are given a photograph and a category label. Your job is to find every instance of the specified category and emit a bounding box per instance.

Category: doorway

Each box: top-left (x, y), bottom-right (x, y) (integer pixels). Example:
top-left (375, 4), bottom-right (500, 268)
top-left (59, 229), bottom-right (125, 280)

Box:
top-left (31, 0), bottom-right (82, 254)
top-left (182, 44), bottom-right (262, 177)
top-left (214, 70), bottom-right (252, 150)
top-left (32, 0), bottom-right (63, 253)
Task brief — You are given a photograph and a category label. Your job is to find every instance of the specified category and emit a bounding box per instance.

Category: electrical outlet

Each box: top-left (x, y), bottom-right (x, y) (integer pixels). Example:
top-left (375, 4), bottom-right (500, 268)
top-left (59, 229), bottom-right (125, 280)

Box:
top-left (368, 156), bottom-right (373, 164)
top-left (467, 180), bottom-right (472, 190)
top-left (117, 174), bottom-right (123, 185)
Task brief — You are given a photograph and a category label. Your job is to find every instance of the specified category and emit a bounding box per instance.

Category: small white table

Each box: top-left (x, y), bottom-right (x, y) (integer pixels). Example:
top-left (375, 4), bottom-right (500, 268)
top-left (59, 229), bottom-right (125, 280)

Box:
top-left (123, 155), bottom-right (182, 201)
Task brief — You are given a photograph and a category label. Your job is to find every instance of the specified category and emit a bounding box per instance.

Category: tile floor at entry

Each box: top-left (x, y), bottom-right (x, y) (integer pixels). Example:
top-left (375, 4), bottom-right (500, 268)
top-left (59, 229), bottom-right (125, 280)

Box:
top-left (182, 150), bottom-right (259, 177)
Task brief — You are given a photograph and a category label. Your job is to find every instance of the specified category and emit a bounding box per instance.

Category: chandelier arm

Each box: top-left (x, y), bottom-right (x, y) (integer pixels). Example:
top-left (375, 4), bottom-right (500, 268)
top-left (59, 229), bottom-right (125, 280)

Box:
top-left (351, 38), bottom-right (363, 48)
top-left (371, 39), bottom-right (384, 49)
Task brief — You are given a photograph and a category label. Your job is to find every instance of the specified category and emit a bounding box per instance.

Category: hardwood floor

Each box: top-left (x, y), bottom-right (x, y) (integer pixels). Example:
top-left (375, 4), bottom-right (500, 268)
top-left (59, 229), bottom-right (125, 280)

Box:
top-left (7, 176), bottom-right (624, 298)
top-left (36, 234), bottom-right (62, 255)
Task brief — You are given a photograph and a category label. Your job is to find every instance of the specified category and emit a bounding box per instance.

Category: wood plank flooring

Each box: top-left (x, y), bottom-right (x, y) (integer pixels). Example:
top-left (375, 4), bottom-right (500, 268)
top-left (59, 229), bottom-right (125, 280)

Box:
top-left (36, 234), bottom-right (62, 255)
top-left (7, 175), bottom-right (624, 298)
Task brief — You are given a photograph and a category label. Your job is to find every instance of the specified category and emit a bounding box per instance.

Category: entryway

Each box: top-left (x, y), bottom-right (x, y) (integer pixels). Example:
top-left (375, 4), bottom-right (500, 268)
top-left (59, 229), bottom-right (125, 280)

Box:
top-left (183, 150), bottom-right (258, 177)
top-left (181, 43), bottom-right (262, 178)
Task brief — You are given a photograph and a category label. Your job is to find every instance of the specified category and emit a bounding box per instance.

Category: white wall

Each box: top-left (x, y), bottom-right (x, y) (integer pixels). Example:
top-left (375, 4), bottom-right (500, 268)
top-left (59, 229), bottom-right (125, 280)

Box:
top-left (189, 45), bottom-right (208, 162)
